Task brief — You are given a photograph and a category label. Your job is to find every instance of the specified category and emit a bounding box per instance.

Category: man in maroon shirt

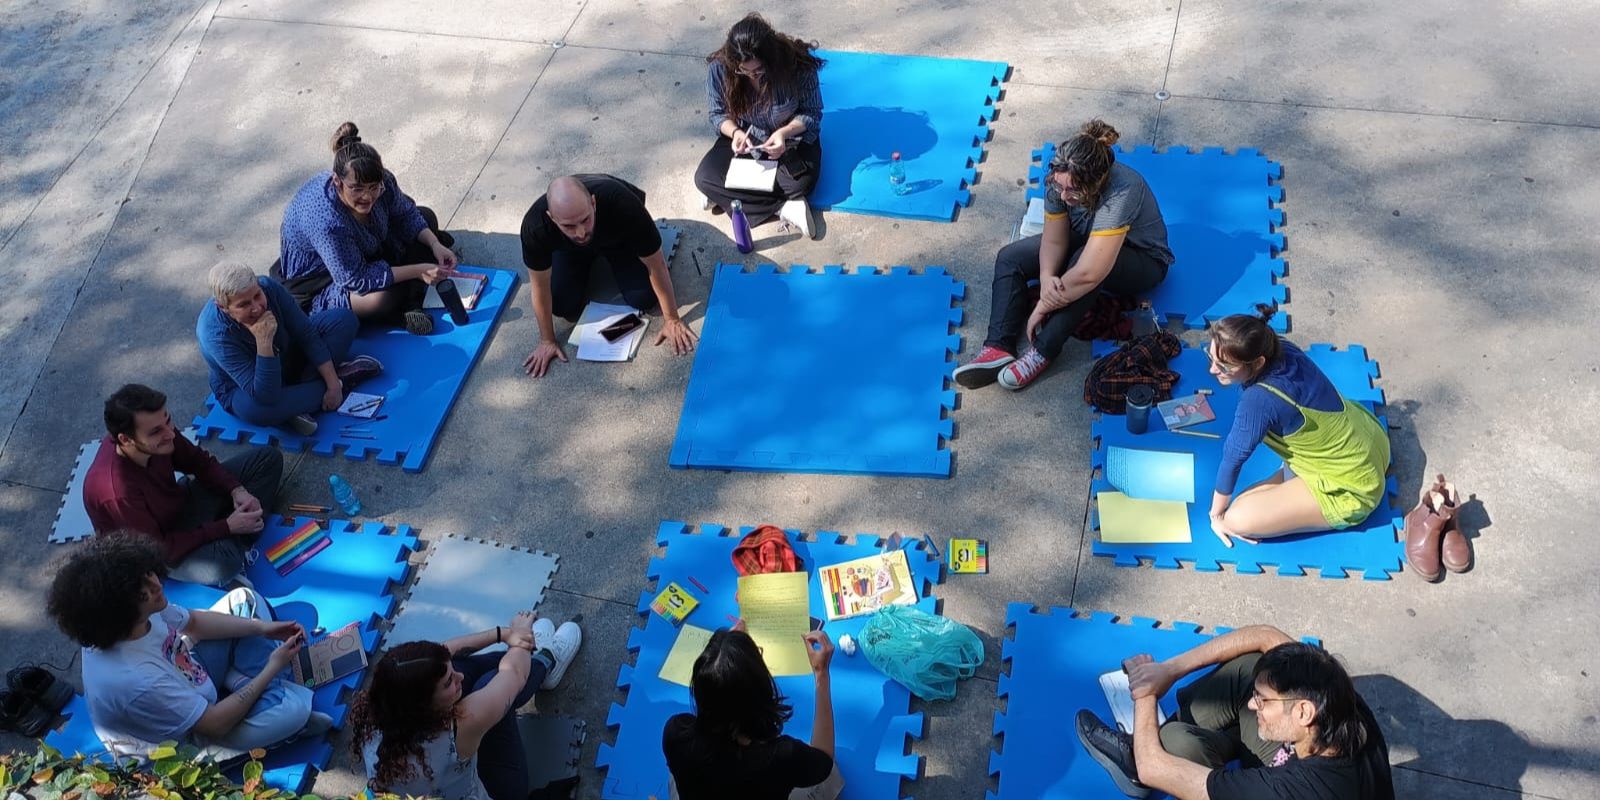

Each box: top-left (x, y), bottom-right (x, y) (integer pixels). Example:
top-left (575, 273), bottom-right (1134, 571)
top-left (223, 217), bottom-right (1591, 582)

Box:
top-left (84, 384), bottom-right (282, 587)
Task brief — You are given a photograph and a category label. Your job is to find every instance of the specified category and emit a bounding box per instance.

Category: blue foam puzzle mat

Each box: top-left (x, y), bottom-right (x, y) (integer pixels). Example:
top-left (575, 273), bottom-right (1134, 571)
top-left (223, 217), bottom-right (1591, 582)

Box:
top-left (1026, 143), bottom-right (1287, 331)
top-left (48, 517), bottom-right (416, 793)
top-left (1089, 343), bottom-right (1403, 579)
top-left (812, 50), bottom-right (1008, 222)
top-left (988, 606), bottom-right (1318, 800)
top-left (192, 265), bottom-right (517, 472)
top-left (596, 521), bottom-right (944, 800)
top-left (669, 264), bottom-right (963, 477)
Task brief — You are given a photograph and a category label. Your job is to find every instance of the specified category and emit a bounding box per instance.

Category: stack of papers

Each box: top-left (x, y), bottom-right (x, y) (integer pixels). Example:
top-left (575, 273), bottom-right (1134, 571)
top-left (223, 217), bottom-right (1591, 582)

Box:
top-left (567, 302), bottom-right (648, 362)
top-left (1017, 197), bottom-right (1047, 238)
top-left (1096, 446), bottom-right (1196, 543)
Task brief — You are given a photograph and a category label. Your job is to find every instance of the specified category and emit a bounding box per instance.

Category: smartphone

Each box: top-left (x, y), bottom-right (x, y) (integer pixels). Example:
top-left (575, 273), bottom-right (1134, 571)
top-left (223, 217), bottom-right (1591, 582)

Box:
top-left (600, 313), bottom-right (645, 342)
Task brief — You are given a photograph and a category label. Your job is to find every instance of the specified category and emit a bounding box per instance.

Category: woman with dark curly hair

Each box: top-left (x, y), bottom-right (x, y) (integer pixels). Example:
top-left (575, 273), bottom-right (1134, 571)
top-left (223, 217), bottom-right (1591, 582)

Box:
top-left (662, 627), bottom-right (841, 800)
top-left (954, 119), bottom-right (1174, 391)
top-left (350, 612), bottom-right (582, 800)
top-left (693, 13), bottom-right (826, 239)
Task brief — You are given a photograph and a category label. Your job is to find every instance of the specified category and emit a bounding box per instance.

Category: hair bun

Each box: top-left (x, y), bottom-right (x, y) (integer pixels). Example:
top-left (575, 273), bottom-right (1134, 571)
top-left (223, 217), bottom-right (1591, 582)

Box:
top-left (331, 121), bottom-right (362, 152)
top-left (1254, 303), bottom-right (1277, 324)
top-left (1080, 118), bottom-right (1120, 148)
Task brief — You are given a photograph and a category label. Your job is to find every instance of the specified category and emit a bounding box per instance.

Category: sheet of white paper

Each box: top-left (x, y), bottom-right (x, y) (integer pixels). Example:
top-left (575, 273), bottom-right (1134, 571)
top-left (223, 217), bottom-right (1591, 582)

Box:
top-left (337, 392), bottom-right (384, 418)
top-left (725, 156), bottom-right (779, 192)
top-left (567, 302), bottom-right (637, 346)
top-left (1099, 669), bottom-right (1169, 733)
top-left (1018, 197), bottom-right (1047, 238)
top-left (576, 312), bottom-right (649, 362)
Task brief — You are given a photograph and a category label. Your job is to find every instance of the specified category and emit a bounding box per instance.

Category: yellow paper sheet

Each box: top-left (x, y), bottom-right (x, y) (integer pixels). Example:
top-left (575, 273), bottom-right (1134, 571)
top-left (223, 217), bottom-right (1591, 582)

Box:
top-left (737, 572), bottom-right (812, 676)
top-left (1097, 491), bottom-right (1193, 543)
top-left (658, 624), bottom-right (714, 687)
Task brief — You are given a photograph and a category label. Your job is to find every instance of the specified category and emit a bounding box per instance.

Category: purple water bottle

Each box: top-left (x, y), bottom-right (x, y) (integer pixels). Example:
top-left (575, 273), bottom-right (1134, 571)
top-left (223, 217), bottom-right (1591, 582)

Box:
top-left (730, 199), bottom-right (754, 254)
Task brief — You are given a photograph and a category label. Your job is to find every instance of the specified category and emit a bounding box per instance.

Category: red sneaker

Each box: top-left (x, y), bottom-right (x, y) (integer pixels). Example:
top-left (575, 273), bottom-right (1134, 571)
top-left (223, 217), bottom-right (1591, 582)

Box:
top-left (954, 345), bottom-right (1016, 388)
top-left (999, 348), bottom-right (1050, 390)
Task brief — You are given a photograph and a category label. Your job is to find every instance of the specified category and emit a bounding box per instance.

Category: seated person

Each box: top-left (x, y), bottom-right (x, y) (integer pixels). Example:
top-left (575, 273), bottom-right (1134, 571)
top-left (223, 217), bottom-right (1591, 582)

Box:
top-left (1076, 625), bottom-right (1394, 800)
top-left (663, 627), bottom-right (842, 800)
top-left (46, 532), bottom-right (329, 760)
top-left (276, 121), bottom-right (457, 335)
top-left (1205, 308), bottom-right (1391, 545)
top-left (954, 119), bottom-right (1173, 391)
top-left (85, 384), bottom-right (280, 587)
top-left (693, 13), bottom-right (825, 239)
top-left (351, 612), bottom-right (583, 800)
top-left (518, 174), bottom-right (696, 377)
top-left (198, 261), bottom-right (383, 436)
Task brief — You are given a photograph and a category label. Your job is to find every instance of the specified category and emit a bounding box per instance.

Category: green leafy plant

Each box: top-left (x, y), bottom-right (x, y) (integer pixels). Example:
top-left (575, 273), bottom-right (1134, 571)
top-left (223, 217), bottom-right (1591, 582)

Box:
top-left (0, 741), bottom-right (327, 800)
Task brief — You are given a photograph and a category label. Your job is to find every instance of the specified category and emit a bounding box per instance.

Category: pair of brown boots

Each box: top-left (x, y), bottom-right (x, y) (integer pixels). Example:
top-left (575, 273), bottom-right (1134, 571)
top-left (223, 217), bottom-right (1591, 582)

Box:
top-left (1403, 474), bottom-right (1472, 581)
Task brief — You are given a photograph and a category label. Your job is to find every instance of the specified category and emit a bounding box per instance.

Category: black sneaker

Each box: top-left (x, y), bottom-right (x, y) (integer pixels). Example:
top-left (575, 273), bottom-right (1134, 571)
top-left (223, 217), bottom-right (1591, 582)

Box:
top-left (6, 665), bottom-right (73, 714)
top-left (1076, 709), bottom-right (1150, 798)
top-left (0, 689), bottom-right (55, 738)
top-left (403, 310), bottom-right (434, 336)
top-left (335, 355), bottom-right (384, 391)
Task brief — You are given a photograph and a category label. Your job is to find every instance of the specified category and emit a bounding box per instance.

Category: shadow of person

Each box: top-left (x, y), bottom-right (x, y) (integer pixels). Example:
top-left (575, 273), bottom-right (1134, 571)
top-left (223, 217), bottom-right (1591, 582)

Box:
top-left (810, 106), bottom-right (939, 208)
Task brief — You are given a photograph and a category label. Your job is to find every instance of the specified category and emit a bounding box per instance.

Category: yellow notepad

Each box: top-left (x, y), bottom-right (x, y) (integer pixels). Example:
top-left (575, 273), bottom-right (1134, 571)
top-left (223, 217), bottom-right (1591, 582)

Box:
top-left (659, 624), bottom-right (715, 687)
top-left (737, 572), bottom-right (812, 676)
top-left (1097, 491), bottom-right (1193, 543)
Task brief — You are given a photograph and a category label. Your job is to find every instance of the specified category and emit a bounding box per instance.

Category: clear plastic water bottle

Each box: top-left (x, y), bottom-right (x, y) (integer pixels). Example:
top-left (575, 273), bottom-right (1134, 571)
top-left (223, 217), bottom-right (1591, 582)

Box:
top-left (730, 200), bottom-right (753, 254)
top-left (1129, 301), bottom-right (1159, 337)
top-left (328, 474), bottom-right (362, 516)
top-left (889, 151), bottom-right (909, 195)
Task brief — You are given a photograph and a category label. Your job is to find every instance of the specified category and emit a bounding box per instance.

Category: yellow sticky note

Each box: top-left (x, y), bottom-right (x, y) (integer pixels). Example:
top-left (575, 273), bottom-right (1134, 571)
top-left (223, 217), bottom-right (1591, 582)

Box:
top-left (1097, 491), bottom-right (1193, 543)
top-left (658, 625), bottom-right (714, 687)
top-left (737, 572), bottom-right (812, 676)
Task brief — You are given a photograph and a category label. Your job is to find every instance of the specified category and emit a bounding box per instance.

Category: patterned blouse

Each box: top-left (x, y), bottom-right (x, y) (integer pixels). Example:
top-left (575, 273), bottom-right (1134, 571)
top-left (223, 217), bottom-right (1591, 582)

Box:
top-left (705, 62), bottom-right (823, 145)
top-left (278, 169), bottom-right (428, 312)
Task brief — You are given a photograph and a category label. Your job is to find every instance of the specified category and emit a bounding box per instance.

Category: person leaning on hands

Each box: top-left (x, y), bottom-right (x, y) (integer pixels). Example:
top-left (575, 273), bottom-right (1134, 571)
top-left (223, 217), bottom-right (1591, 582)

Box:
top-left (518, 174), bottom-right (696, 378)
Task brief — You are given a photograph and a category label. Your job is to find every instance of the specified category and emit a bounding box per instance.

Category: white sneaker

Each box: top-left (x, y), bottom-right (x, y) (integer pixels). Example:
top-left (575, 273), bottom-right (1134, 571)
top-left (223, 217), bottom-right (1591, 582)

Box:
top-left (699, 192), bottom-right (714, 212)
top-left (539, 621), bottom-right (582, 690)
top-left (779, 198), bottom-right (817, 240)
top-left (531, 617), bottom-right (555, 650)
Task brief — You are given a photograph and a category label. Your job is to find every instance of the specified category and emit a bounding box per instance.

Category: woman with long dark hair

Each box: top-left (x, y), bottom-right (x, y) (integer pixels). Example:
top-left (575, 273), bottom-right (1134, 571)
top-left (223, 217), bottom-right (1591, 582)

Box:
top-left (277, 122), bottom-right (458, 335)
top-left (662, 627), bottom-right (842, 799)
top-left (694, 13), bottom-right (826, 240)
top-left (349, 612), bottom-right (582, 800)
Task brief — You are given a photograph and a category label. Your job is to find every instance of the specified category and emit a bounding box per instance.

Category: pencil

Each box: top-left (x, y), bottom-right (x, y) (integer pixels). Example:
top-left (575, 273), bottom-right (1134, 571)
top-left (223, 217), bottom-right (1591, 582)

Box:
top-left (288, 504), bottom-right (330, 513)
top-left (687, 575), bottom-right (710, 594)
top-left (1172, 428), bottom-right (1221, 439)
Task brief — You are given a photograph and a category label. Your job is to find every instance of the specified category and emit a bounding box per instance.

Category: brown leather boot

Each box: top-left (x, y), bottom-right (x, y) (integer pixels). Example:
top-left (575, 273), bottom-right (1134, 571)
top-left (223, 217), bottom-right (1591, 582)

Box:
top-left (1435, 476), bottom-right (1472, 573)
top-left (1403, 476), bottom-right (1448, 581)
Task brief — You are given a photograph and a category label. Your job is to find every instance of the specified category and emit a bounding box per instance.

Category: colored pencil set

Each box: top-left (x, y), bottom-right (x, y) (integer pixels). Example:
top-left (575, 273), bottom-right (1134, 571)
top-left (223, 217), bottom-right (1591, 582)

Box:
top-left (265, 520), bottom-right (332, 577)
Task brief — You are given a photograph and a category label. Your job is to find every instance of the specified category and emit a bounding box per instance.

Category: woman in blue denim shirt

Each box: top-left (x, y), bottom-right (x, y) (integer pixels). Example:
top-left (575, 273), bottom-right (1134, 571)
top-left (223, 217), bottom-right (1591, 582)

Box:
top-left (693, 13), bottom-right (826, 240)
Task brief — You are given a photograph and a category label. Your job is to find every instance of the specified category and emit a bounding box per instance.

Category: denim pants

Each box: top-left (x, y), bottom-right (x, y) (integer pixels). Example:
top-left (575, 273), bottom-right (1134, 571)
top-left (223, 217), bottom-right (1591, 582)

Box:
top-left (189, 588), bottom-right (314, 757)
top-left (225, 309), bottom-right (358, 426)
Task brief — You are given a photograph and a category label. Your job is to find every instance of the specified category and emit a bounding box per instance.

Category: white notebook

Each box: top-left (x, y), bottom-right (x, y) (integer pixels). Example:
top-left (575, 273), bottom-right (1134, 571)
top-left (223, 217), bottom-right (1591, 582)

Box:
top-left (725, 156), bottom-right (778, 192)
top-left (1099, 669), bottom-right (1170, 733)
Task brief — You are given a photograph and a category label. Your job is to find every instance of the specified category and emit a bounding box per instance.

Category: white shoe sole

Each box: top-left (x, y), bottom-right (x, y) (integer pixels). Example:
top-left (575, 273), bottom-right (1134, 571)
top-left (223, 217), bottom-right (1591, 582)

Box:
top-left (540, 622), bottom-right (582, 690)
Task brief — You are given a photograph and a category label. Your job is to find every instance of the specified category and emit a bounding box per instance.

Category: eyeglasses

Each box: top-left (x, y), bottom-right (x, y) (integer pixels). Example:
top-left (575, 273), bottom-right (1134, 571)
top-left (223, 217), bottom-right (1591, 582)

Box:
top-left (336, 178), bottom-right (385, 200)
top-left (1251, 689), bottom-right (1300, 706)
top-left (1206, 347), bottom-right (1241, 371)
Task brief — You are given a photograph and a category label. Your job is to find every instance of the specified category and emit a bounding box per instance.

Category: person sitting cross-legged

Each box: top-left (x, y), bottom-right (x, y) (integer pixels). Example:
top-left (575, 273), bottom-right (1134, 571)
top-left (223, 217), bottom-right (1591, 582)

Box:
top-left (46, 532), bottom-right (330, 761)
top-left (198, 261), bottom-right (383, 437)
top-left (1075, 625), bottom-right (1394, 800)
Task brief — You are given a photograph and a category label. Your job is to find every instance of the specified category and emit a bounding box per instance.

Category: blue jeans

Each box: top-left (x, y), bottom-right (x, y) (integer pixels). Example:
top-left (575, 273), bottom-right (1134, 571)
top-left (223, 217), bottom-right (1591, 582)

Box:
top-left (190, 588), bottom-right (314, 758)
top-left (227, 309), bottom-right (358, 426)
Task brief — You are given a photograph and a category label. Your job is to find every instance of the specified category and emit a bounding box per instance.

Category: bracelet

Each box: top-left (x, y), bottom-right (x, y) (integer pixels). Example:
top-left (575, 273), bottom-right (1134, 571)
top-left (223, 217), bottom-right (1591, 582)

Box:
top-left (496, 626), bottom-right (502, 644)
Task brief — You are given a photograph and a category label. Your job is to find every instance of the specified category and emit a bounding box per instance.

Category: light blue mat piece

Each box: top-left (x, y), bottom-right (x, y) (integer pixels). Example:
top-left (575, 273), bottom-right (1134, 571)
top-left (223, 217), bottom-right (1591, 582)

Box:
top-left (989, 606), bottom-right (1318, 800)
top-left (669, 264), bottom-right (963, 477)
top-left (596, 521), bottom-right (943, 800)
top-left (1089, 343), bottom-right (1403, 579)
top-left (812, 50), bottom-right (1008, 222)
top-left (1026, 143), bottom-right (1287, 331)
top-left (192, 265), bottom-right (517, 472)
top-left (47, 516), bottom-right (416, 793)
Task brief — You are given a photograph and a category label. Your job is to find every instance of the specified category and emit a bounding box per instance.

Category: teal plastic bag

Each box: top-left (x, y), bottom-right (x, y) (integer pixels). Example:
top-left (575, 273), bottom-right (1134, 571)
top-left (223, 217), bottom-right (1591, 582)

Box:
top-left (859, 605), bottom-right (984, 701)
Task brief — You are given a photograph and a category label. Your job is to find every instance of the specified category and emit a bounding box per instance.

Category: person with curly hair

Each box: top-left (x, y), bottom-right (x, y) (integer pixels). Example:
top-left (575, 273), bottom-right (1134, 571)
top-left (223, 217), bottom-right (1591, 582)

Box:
top-left (46, 532), bottom-right (328, 760)
top-left (955, 119), bottom-right (1174, 391)
top-left (350, 612), bottom-right (582, 800)
top-left (694, 13), bottom-right (826, 239)
top-left (662, 627), bottom-right (842, 800)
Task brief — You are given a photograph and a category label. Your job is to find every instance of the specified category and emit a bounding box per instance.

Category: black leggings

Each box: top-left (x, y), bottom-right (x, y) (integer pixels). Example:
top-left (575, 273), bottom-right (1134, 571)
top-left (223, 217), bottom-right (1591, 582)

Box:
top-left (982, 234), bottom-right (1169, 360)
top-left (693, 137), bottom-right (821, 221)
top-left (547, 249), bottom-right (659, 323)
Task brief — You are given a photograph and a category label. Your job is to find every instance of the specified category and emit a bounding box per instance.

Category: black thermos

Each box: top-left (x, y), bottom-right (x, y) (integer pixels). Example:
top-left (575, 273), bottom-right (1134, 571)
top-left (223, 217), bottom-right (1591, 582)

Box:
top-left (434, 279), bottom-right (469, 325)
top-left (1126, 385), bottom-right (1154, 434)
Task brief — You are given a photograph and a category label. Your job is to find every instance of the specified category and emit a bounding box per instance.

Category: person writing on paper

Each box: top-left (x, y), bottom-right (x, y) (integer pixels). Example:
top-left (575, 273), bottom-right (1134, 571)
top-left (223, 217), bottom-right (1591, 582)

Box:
top-left (351, 613), bottom-right (583, 800)
top-left (954, 119), bottom-right (1173, 391)
top-left (1205, 307), bottom-right (1390, 546)
top-left (1074, 625), bottom-right (1394, 799)
top-left (277, 122), bottom-right (458, 335)
top-left (518, 174), bottom-right (696, 377)
top-left (662, 627), bottom-right (843, 800)
top-left (84, 384), bottom-right (280, 587)
top-left (47, 532), bottom-right (329, 760)
top-left (198, 262), bottom-right (383, 437)
top-left (694, 13), bottom-right (826, 240)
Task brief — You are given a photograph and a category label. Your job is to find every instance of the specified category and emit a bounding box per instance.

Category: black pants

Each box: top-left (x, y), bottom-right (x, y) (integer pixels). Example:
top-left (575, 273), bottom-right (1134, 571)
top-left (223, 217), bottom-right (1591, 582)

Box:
top-left (983, 234), bottom-right (1169, 361)
top-left (693, 137), bottom-right (821, 220)
top-left (167, 447), bottom-right (283, 586)
top-left (549, 249), bottom-right (659, 323)
top-left (453, 651), bottom-right (550, 800)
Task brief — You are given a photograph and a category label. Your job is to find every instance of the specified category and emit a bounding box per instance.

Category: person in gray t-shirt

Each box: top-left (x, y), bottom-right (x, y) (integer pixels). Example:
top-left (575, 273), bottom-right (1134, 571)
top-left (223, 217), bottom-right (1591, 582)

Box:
top-left (955, 119), bottom-right (1173, 391)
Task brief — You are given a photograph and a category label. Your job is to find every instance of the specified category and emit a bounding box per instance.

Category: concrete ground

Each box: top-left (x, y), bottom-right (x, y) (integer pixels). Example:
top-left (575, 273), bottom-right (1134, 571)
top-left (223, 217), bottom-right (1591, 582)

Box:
top-left (2, 1), bottom-right (1596, 797)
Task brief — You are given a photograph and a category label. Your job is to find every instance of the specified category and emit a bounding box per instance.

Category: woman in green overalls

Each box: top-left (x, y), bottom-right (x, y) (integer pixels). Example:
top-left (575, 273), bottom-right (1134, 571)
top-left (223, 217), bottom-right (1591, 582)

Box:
top-left (1206, 308), bottom-right (1391, 546)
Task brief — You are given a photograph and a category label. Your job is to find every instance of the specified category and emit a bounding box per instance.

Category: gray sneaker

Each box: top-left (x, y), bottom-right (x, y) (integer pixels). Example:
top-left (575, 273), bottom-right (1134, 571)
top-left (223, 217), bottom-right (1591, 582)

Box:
top-left (1076, 709), bottom-right (1150, 798)
top-left (286, 414), bottom-right (318, 436)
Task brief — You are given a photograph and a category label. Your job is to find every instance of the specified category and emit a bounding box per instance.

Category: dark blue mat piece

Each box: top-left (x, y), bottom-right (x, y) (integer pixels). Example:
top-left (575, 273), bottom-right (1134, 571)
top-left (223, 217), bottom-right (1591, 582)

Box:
top-left (988, 606), bottom-right (1318, 800)
top-left (193, 265), bottom-right (517, 472)
top-left (1026, 143), bottom-right (1287, 331)
top-left (1089, 343), bottom-right (1403, 579)
top-left (48, 517), bottom-right (416, 793)
top-left (812, 50), bottom-right (1007, 222)
top-left (596, 521), bottom-right (943, 800)
top-left (669, 264), bottom-right (963, 477)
